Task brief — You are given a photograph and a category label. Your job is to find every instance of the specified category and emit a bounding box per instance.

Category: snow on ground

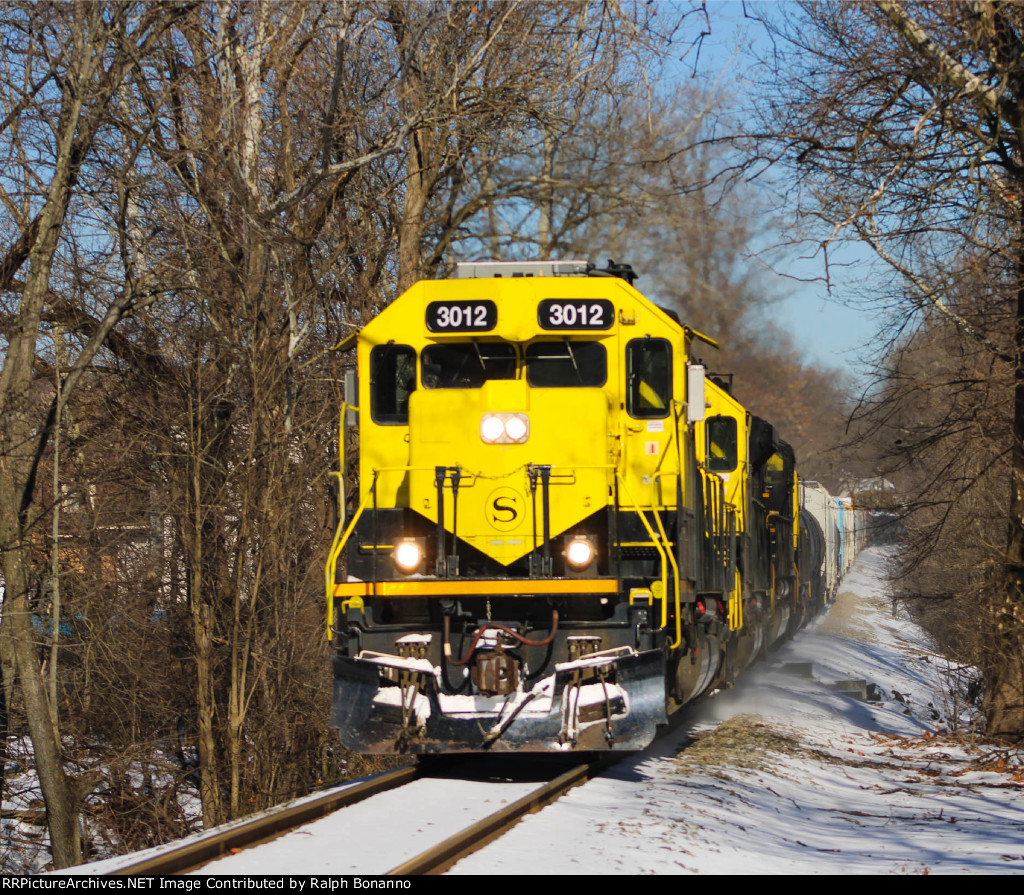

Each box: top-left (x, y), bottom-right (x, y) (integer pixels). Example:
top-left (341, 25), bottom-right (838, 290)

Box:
top-left (197, 776), bottom-right (546, 875)
top-left (450, 548), bottom-right (1024, 875)
top-left (24, 547), bottom-right (1024, 874)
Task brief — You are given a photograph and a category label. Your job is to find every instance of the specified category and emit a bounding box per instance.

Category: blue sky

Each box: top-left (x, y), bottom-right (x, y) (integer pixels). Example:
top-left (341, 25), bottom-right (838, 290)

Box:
top-left (684, 1), bottom-right (883, 382)
top-left (757, 239), bottom-right (882, 381)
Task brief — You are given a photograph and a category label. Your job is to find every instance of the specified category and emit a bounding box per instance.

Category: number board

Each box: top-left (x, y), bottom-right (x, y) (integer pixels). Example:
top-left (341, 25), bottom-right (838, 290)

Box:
top-left (426, 300), bottom-right (497, 332)
top-left (537, 299), bottom-right (614, 330)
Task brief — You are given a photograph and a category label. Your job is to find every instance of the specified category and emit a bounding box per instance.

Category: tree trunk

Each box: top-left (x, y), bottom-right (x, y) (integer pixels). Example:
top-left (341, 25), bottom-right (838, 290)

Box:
top-left (0, 548), bottom-right (80, 866)
top-left (992, 220), bottom-right (1024, 740)
top-left (189, 403), bottom-right (224, 830)
top-left (0, 623), bottom-right (13, 816)
top-left (389, 2), bottom-right (435, 293)
top-left (986, 646), bottom-right (1024, 739)
top-left (397, 125), bottom-right (431, 292)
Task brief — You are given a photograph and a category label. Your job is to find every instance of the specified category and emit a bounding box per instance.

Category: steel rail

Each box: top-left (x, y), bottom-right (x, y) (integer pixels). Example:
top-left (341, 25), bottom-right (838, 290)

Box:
top-left (109, 765), bottom-right (419, 876)
top-left (385, 755), bottom-right (615, 875)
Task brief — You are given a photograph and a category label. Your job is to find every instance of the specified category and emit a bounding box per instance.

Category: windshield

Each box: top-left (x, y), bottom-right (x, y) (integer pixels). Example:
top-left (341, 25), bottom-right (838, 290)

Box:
top-left (419, 338), bottom-right (608, 389)
top-left (421, 341), bottom-right (517, 389)
top-left (525, 340), bottom-right (606, 387)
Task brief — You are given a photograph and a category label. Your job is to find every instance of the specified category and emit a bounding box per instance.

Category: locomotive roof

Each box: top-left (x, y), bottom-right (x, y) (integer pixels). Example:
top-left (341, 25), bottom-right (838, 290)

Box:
top-left (357, 272), bottom-right (718, 352)
top-left (453, 259), bottom-right (637, 283)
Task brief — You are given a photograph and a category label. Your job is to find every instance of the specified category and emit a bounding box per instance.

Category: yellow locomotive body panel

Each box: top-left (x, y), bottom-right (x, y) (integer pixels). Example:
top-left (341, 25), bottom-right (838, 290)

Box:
top-left (695, 378), bottom-right (749, 628)
top-left (698, 378), bottom-right (749, 531)
top-left (354, 276), bottom-right (692, 568)
top-left (407, 384), bottom-right (612, 565)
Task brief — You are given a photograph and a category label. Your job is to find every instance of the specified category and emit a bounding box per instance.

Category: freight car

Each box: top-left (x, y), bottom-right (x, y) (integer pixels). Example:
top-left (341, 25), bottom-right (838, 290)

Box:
top-left (325, 260), bottom-right (860, 754)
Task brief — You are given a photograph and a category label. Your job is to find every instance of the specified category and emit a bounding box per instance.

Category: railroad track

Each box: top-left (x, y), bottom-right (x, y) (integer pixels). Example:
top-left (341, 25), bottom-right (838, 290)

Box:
top-left (110, 765), bottom-right (419, 875)
top-left (386, 756), bottom-right (614, 875)
top-left (106, 755), bottom-right (614, 876)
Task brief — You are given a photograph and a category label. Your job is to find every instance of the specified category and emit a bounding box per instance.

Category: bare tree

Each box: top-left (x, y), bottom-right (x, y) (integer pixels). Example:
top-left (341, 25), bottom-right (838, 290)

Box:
top-left (758, 0), bottom-right (1024, 738)
top-left (382, 2), bottom-right (697, 286)
top-left (0, 3), bottom-right (191, 865)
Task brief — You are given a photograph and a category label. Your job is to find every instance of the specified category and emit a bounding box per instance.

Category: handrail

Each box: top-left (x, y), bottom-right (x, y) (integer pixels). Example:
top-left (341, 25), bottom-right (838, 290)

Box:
top-left (616, 472), bottom-right (671, 636)
top-left (325, 471), bottom-right (377, 634)
top-left (329, 459), bottom-right (702, 654)
top-left (650, 499), bottom-right (683, 649)
top-left (649, 468), bottom-right (686, 649)
top-left (325, 462), bottom-right (620, 635)
top-left (695, 465), bottom-right (741, 583)
top-left (726, 507), bottom-right (742, 630)
top-left (766, 509), bottom-right (780, 612)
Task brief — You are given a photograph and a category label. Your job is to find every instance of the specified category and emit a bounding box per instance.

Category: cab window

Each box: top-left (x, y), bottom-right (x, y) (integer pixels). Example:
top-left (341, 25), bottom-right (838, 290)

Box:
top-left (370, 344), bottom-right (416, 425)
top-left (765, 451), bottom-right (787, 486)
top-left (626, 338), bottom-right (671, 419)
top-left (706, 416), bottom-right (737, 472)
top-left (421, 341), bottom-right (516, 389)
top-left (526, 341), bottom-right (606, 387)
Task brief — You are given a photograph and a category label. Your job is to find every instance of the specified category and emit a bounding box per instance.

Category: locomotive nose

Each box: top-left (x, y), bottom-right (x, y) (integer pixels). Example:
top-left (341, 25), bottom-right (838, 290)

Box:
top-left (407, 379), bottom-right (611, 567)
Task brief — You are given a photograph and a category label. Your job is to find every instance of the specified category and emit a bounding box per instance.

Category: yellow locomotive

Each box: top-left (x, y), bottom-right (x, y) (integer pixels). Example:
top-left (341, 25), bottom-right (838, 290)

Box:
top-left (326, 260), bottom-right (817, 753)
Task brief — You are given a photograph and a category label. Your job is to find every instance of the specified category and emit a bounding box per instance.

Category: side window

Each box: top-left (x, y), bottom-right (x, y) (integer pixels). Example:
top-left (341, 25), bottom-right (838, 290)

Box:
top-left (370, 344), bottom-right (416, 425)
top-left (706, 416), bottom-right (737, 472)
top-left (626, 338), bottom-right (672, 419)
top-left (765, 451), bottom-right (786, 485)
top-left (763, 449), bottom-right (794, 514)
top-left (525, 341), bottom-right (607, 387)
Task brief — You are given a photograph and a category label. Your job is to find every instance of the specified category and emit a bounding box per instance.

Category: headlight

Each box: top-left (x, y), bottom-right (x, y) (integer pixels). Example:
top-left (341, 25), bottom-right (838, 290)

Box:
top-left (565, 537), bottom-right (596, 570)
top-left (480, 413), bottom-right (530, 444)
top-left (504, 415), bottom-right (528, 441)
top-left (480, 415), bottom-right (506, 443)
top-left (393, 540), bottom-right (423, 573)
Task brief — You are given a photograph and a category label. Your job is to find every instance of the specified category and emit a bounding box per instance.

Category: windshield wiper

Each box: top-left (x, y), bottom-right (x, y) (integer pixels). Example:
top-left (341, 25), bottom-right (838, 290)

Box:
top-left (563, 338), bottom-right (583, 384)
top-left (472, 338), bottom-right (489, 371)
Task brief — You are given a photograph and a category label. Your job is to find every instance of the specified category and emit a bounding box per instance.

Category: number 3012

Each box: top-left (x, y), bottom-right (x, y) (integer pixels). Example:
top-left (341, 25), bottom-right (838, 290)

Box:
top-left (538, 299), bottom-right (614, 330)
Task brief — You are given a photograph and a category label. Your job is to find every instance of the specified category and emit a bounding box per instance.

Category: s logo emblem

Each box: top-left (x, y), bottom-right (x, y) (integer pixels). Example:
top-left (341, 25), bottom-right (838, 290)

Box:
top-left (487, 487), bottom-right (523, 532)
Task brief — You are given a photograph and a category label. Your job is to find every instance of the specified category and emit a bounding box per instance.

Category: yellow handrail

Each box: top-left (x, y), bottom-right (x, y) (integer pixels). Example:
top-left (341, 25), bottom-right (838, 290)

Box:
top-left (651, 499), bottom-right (683, 650)
top-left (617, 472), bottom-right (674, 642)
top-left (325, 471), bottom-right (377, 635)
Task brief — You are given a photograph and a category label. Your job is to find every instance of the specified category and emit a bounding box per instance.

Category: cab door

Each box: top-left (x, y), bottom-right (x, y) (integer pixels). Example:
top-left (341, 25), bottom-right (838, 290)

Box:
top-left (622, 336), bottom-right (676, 508)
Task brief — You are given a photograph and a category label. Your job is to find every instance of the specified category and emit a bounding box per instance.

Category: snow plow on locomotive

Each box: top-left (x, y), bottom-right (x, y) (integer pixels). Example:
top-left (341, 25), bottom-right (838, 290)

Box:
top-left (325, 260), bottom-right (862, 754)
